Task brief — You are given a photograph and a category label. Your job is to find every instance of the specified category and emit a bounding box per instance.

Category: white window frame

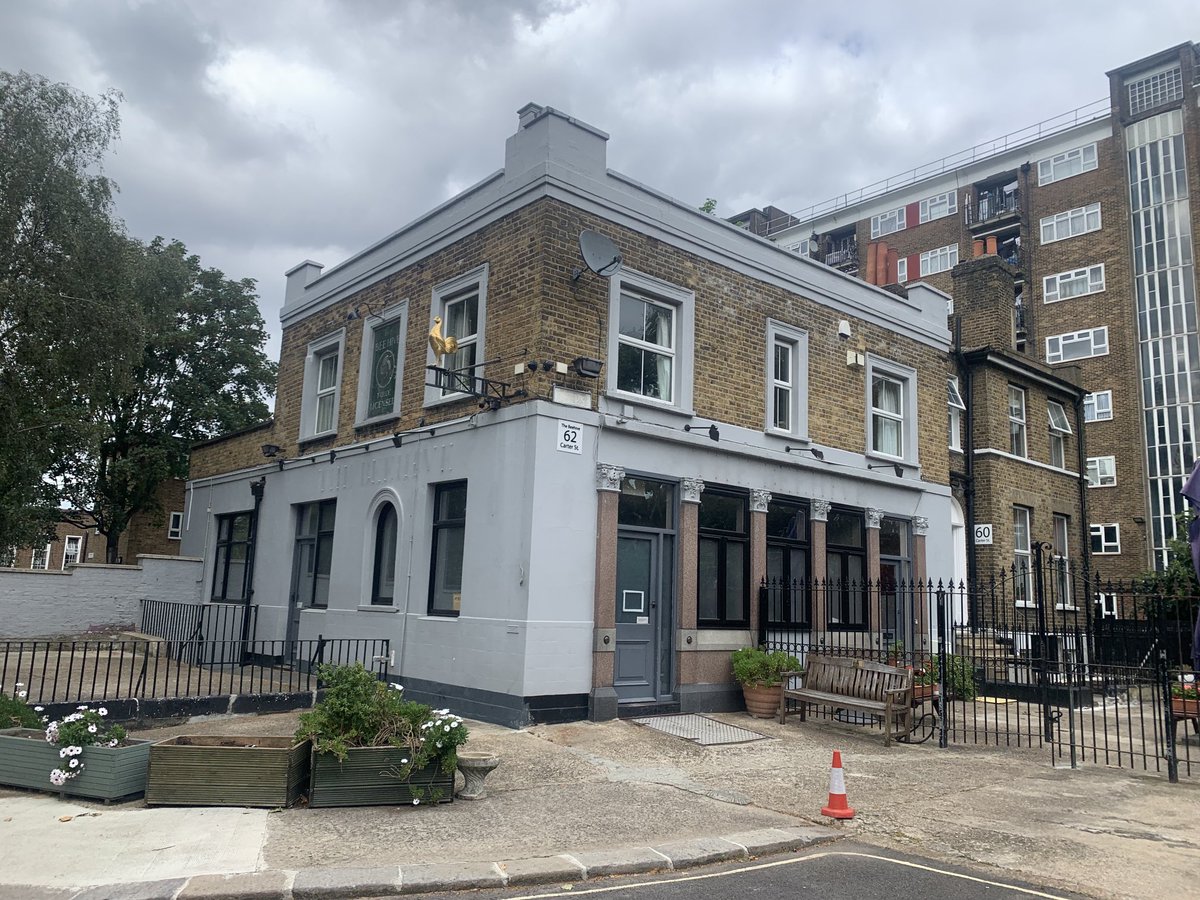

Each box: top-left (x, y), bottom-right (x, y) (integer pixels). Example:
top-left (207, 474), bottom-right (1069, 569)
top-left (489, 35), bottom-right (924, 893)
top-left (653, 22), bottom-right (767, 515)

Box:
top-left (1097, 593), bottom-right (1118, 618)
top-left (1046, 327), bottom-right (1109, 364)
top-left (1043, 264), bottom-right (1105, 304)
top-left (765, 320), bottom-right (809, 439)
top-left (31, 543), bottom-right (51, 570)
top-left (865, 356), bottom-right (918, 465)
top-left (300, 329), bottom-right (346, 440)
top-left (424, 265), bottom-right (488, 407)
top-left (606, 269), bottom-right (694, 414)
top-left (1083, 390), bottom-right (1113, 422)
top-left (1037, 143), bottom-right (1098, 186)
top-left (1091, 523), bottom-right (1121, 554)
top-left (1040, 202), bottom-right (1102, 244)
top-left (919, 244), bottom-right (959, 277)
top-left (167, 512), bottom-right (184, 541)
top-left (871, 206), bottom-right (906, 238)
top-left (0, 546), bottom-right (15, 567)
top-left (1087, 456), bottom-right (1117, 488)
top-left (1008, 386), bottom-right (1027, 458)
top-left (919, 190), bottom-right (957, 223)
top-left (1013, 506), bottom-right (1033, 607)
top-left (948, 377), bottom-right (966, 451)
top-left (1048, 401), bottom-right (1072, 469)
top-left (355, 301), bottom-right (408, 425)
top-left (896, 257), bottom-right (908, 284)
top-left (782, 238), bottom-right (810, 256)
top-left (62, 535), bottom-right (83, 566)
top-left (1052, 513), bottom-right (1073, 610)
top-left (1126, 63), bottom-right (1183, 116)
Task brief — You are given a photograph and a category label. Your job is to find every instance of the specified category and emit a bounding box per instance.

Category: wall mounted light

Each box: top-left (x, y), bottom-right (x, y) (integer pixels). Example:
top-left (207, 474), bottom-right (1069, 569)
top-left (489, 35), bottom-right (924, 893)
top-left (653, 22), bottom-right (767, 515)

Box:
top-left (786, 446), bottom-right (825, 460)
top-left (391, 433), bottom-right (403, 448)
top-left (867, 462), bottom-right (904, 477)
top-left (684, 423), bottom-right (720, 442)
top-left (260, 444), bottom-right (282, 458)
top-left (572, 357), bottom-right (604, 378)
top-left (346, 300), bottom-right (384, 321)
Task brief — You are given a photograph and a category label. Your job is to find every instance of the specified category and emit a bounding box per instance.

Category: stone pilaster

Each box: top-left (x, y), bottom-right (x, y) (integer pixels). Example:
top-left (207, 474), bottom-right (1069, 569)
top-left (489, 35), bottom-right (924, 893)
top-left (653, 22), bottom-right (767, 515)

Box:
top-left (590, 464), bottom-right (624, 721)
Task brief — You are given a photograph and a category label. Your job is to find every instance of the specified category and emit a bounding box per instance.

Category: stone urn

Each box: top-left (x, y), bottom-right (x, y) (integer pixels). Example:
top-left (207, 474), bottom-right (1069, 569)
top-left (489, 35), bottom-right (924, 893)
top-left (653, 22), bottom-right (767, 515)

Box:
top-left (455, 751), bottom-right (500, 800)
top-left (741, 683), bottom-right (782, 719)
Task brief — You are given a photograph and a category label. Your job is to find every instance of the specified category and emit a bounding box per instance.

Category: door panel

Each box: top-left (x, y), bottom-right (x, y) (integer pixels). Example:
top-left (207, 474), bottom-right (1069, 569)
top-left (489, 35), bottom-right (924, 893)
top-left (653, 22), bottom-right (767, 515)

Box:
top-left (615, 534), bottom-right (656, 702)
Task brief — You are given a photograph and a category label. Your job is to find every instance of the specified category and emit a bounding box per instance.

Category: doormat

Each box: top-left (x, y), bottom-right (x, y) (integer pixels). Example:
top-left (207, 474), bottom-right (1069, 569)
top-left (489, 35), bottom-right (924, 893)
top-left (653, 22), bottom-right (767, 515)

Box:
top-left (631, 714), bottom-right (768, 746)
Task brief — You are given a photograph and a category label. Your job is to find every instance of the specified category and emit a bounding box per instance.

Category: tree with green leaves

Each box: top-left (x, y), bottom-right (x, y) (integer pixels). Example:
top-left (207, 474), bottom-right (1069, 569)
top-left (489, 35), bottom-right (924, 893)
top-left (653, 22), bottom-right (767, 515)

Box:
top-left (55, 236), bottom-right (277, 561)
top-left (1, 70), bottom-right (129, 551)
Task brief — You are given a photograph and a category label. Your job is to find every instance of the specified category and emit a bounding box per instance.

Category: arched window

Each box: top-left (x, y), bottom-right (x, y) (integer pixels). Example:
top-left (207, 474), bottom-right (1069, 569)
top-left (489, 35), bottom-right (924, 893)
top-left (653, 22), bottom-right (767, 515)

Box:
top-left (371, 503), bottom-right (398, 606)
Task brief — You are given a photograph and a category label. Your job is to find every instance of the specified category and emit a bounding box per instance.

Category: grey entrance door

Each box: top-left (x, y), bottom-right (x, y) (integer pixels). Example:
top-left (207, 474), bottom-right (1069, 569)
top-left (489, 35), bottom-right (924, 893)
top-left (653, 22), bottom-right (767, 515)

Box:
top-left (615, 533), bottom-right (659, 702)
top-left (288, 500), bottom-right (336, 656)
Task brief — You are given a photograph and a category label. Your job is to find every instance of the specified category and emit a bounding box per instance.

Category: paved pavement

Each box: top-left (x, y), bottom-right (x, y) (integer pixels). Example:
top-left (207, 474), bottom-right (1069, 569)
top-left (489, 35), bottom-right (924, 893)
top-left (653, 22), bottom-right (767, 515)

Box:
top-left (0, 709), bottom-right (1196, 899)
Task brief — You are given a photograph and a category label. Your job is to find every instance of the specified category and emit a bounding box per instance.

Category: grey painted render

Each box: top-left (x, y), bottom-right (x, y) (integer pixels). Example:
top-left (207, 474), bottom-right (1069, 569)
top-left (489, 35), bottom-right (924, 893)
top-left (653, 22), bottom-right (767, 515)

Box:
top-left (280, 105), bottom-right (951, 352)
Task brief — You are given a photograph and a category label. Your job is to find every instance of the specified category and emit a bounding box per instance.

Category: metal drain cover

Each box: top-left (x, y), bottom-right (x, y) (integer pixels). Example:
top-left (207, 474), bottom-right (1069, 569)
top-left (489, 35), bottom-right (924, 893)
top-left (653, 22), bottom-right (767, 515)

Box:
top-left (631, 713), bottom-right (768, 746)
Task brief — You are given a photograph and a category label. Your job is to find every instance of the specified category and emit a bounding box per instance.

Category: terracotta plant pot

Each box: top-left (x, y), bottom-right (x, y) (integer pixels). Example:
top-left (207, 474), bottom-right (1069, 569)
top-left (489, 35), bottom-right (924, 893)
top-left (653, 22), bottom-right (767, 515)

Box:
top-left (741, 683), bottom-right (782, 719)
top-left (1171, 696), bottom-right (1199, 719)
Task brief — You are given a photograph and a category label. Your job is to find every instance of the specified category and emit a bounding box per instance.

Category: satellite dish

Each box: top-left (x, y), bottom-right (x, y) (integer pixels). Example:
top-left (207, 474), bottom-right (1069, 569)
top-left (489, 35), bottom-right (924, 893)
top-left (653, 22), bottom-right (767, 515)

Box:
top-left (572, 230), bottom-right (622, 281)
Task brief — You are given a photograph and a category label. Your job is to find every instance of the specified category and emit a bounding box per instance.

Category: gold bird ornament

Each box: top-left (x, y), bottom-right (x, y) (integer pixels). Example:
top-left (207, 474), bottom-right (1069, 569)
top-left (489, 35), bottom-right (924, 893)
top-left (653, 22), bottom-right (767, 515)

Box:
top-left (428, 316), bottom-right (458, 365)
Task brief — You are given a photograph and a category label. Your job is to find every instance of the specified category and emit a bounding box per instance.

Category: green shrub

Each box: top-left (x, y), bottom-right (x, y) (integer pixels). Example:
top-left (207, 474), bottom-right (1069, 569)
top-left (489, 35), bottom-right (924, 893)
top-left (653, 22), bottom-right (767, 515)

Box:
top-left (0, 683), bottom-right (41, 729)
top-left (296, 663), bottom-right (469, 780)
top-left (730, 647), bottom-right (802, 687)
top-left (916, 654), bottom-right (977, 701)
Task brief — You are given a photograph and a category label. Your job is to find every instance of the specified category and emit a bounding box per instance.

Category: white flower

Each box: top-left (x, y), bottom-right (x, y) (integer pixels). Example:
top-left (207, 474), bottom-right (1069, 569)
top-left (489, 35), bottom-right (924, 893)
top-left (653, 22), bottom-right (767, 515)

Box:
top-left (16, 691), bottom-right (26, 699)
top-left (98, 708), bottom-right (107, 717)
top-left (77, 705), bottom-right (87, 711)
top-left (401, 758), bottom-right (408, 764)
top-left (59, 748), bottom-right (69, 759)
top-left (412, 798), bottom-right (419, 805)
top-left (69, 746), bottom-right (82, 756)
top-left (68, 758), bottom-right (79, 769)
top-left (50, 769), bottom-right (67, 786)
top-left (87, 724), bottom-right (97, 734)
top-left (34, 706), bottom-right (43, 712)
top-left (436, 742), bottom-right (443, 749)
top-left (444, 725), bottom-right (451, 732)
top-left (106, 739), bottom-right (117, 748)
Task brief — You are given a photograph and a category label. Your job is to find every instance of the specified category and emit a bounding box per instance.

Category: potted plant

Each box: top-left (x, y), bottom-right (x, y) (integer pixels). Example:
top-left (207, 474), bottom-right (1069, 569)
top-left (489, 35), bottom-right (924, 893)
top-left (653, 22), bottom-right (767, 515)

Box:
top-left (916, 654), bottom-right (977, 702)
top-left (0, 695), bottom-right (150, 802)
top-left (146, 734), bottom-right (311, 808)
top-left (297, 663), bottom-right (469, 807)
top-left (886, 639), bottom-right (906, 666)
top-left (730, 647), bottom-right (802, 718)
top-left (1170, 678), bottom-right (1199, 719)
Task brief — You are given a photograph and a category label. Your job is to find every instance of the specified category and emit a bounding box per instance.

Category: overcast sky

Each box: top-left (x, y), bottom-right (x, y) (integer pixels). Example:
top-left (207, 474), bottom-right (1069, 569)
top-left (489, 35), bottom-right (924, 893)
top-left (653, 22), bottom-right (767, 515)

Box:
top-left (2, 1), bottom-right (1193, 365)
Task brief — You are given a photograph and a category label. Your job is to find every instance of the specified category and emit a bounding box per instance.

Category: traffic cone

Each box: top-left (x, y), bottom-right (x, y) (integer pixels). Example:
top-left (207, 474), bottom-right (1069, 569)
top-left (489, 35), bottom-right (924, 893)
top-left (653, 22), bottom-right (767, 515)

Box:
top-left (820, 750), bottom-right (855, 819)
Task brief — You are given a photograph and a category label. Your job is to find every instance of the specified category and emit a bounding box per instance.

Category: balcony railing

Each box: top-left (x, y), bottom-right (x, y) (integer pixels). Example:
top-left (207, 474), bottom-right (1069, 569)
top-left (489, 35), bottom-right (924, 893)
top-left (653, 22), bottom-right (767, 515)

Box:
top-left (824, 239), bottom-right (858, 268)
top-left (967, 187), bottom-right (1020, 226)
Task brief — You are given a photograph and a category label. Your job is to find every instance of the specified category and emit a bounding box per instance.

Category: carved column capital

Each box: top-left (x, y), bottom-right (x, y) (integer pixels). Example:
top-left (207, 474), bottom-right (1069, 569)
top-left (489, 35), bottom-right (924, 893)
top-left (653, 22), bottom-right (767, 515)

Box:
top-left (810, 498), bottom-right (831, 522)
top-left (681, 477), bottom-right (705, 504)
top-left (866, 508), bottom-right (883, 529)
top-left (750, 489), bottom-right (772, 513)
top-left (595, 464), bottom-right (625, 492)
top-left (913, 516), bottom-right (930, 536)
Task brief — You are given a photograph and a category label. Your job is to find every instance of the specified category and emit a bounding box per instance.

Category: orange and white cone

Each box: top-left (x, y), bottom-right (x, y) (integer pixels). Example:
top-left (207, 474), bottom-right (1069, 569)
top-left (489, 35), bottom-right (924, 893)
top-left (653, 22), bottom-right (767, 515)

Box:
top-left (821, 750), bottom-right (855, 819)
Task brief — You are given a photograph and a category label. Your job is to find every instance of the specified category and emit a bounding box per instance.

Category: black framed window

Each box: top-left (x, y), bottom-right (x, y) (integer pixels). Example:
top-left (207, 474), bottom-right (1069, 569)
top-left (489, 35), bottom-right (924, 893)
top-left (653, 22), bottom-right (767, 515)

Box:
top-left (371, 503), bottom-right (399, 606)
top-left (766, 497), bottom-right (809, 627)
top-left (697, 487), bottom-right (749, 627)
top-left (212, 511), bottom-right (253, 602)
top-left (429, 481), bottom-right (467, 616)
top-left (294, 500), bottom-right (336, 609)
top-left (826, 507), bottom-right (866, 629)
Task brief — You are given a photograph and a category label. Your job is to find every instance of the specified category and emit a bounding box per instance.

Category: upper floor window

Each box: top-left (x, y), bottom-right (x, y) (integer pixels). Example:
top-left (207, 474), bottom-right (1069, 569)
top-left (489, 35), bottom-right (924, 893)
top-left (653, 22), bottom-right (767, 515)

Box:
top-left (1127, 64), bottom-right (1183, 116)
top-left (63, 535), bottom-right (83, 566)
top-left (1048, 401), bottom-right (1072, 468)
top-left (1087, 455), bottom-right (1116, 487)
top-left (1043, 265), bottom-right (1105, 303)
top-left (947, 377), bottom-right (966, 451)
top-left (1008, 386), bottom-right (1027, 457)
top-left (1037, 144), bottom-right (1098, 185)
top-left (356, 302), bottom-right (407, 424)
top-left (1040, 203), bottom-right (1101, 244)
top-left (919, 191), bottom-right (957, 223)
top-left (896, 257), bottom-right (908, 283)
top-left (1084, 390), bottom-right (1113, 422)
top-left (167, 512), bottom-right (184, 541)
top-left (429, 481), bottom-right (467, 616)
top-left (608, 270), bottom-right (694, 412)
top-left (425, 266), bottom-right (488, 405)
top-left (212, 511), bottom-right (253, 602)
top-left (871, 206), bottom-right (906, 238)
top-left (300, 330), bottom-right (345, 440)
top-left (766, 321), bottom-right (808, 438)
top-left (1013, 506), bottom-right (1033, 606)
top-left (920, 244), bottom-right (958, 277)
top-left (31, 543), bottom-right (50, 570)
top-left (1047, 327), bottom-right (1108, 364)
top-left (867, 358), bottom-right (917, 464)
top-left (782, 238), bottom-right (810, 256)
top-left (1090, 523), bottom-right (1121, 554)
top-left (697, 487), bottom-right (749, 628)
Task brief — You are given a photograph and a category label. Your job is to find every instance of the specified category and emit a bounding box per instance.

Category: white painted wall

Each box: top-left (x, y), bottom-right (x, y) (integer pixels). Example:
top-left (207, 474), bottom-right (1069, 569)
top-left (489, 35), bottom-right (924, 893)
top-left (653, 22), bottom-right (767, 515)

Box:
top-left (0, 556), bottom-right (204, 637)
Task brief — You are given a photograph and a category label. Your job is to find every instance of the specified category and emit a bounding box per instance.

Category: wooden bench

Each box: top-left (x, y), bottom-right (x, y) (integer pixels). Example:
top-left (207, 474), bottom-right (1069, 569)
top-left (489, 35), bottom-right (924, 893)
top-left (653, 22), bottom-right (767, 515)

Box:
top-left (778, 654), bottom-right (914, 746)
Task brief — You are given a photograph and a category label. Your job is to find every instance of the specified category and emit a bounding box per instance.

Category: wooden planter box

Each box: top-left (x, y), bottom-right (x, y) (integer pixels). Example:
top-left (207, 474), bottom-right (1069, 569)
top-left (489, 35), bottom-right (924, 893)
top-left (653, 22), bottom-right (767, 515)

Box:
top-left (146, 736), bottom-right (311, 808)
top-left (308, 746), bottom-right (454, 808)
top-left (0, 728), bottom-right (149, 801)
top-left (1171, 696), bottom-right (1199, 720)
